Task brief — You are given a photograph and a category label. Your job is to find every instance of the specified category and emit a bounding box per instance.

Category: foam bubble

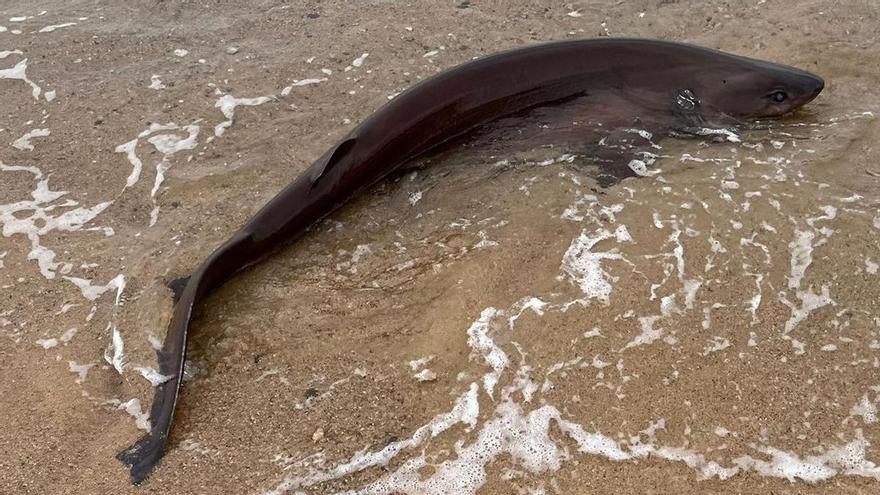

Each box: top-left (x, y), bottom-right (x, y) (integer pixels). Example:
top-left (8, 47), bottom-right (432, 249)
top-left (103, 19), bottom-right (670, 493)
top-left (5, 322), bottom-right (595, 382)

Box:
top-left (117, 123), bottom-right (199, 225)
top-left (0, 56), bottom-right (42, 99)
top-left (11, 128), bottom-right (50, 150)
top-left (68, 361), bottom-right (94, 384)
top-left (280, 78), bottom-right (327, 96)
top-left (148, 74), bottom-right (165, 90)
top-left (848, 394), bottom-right (878, 424)
top-left (733, 431), bottom-right (880, 482)
top-left (103, 324), bottom-right (126, 374)
top-left (408, 356), bottom-right (434, 371)
top-left (466, 308), bottom-right (506, 395)
top-left (264, 383), bottom-right (480, 495)
top-left (413, 369), bottom-right (437, 382)
top-left (1, 162), bottom-right (112, 279)
top-left (114, 138), bottom-right (142, 189)
top-left (134, 366), bottom-right (174, 386)
top-left (214, 94), bottom-right (272, 137)
top-left (559, 228), bottom-right (625, 304)
top-left (37, 22), bottom-right (76, 33)
top-left (118, 398), bottom-right (151, 431)
top-left (351, 53), bottom-right (369, 67)
top-left (63, 273), bottom-right (125, 302)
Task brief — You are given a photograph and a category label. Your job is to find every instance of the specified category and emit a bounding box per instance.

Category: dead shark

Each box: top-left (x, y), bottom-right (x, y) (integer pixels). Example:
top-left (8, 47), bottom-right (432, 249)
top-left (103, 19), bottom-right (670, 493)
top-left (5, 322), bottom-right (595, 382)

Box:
top-left (118, 38), bottom-right (823, 483)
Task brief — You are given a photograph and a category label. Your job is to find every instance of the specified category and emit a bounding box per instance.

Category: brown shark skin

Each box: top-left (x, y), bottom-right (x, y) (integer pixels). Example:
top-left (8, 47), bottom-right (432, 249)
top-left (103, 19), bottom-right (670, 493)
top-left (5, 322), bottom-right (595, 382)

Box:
top-left (118, 38), bottom-right (823, 483)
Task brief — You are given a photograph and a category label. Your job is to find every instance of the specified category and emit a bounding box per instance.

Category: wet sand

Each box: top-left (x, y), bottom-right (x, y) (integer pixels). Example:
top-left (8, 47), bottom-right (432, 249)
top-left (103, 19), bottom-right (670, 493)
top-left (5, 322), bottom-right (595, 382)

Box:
top-left (1, 1), bottom-right (879, 494)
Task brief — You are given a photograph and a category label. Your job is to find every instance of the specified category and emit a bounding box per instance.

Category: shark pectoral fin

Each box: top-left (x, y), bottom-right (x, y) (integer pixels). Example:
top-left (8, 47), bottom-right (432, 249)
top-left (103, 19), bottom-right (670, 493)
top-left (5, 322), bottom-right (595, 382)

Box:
top-left (309, 137), bottom-right (357, 188)
top-left (579, 128), bottom-right (664, 187)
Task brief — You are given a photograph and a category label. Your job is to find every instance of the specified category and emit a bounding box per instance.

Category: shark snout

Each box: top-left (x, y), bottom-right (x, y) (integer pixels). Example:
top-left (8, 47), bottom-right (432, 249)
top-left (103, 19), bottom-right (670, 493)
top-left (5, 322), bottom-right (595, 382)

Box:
top-left (787, 72), bottom-right (824, 111)
top-left (808, 75), bottom-right (825, 100)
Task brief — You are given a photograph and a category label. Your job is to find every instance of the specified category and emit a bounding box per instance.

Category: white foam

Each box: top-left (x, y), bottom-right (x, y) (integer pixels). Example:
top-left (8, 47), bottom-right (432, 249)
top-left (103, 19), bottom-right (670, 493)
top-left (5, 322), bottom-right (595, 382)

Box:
top-left (1, 162), bottom-right (112, 279)
top-left (264, 383), bottom-right (480, 495)
top-left (123, 122), bottom-right (200, 225)
top-left (352, 401), bottom-right (567, 495)
top-left (63, 273), bottom-right (125, 302)
top-left (622, 316), bottom-right (664, 350)
top-left (257, 188), bottom-right (880, 489)
top-left (214, 94), bottom-right (272, 137)
top-left (558, 419), bottom-right (630, 460)
top-left (733, 431), bottom-right (880, 482)
top-left (627, 159), bottom-right (649, 176)
top-left (104, 324), bottom-right (126, 373)
top-left (0, 57), bottom-right (42, 99)
top-left (36, 326), bottom-right (77, 349)
top-left (466, 308), bottom-right (507, 395)
top-left (781, 209), bottom-right (839, 335)
top-left (37, 22), bottom-right (76, 33)
top-left (694, 127), bottom-right (741, 143)
top-left (335, 244), bottom-right (372, 274)
top-left (148, 74), bottom-right (165, 90)
top-left (173, 48), bottom-right (189, 57)
top-left (408, 356), bottom-right (434, 371)
top-left (473, 230), bottom-right (498, 249)
top-left (256, 369), bottom-right (290, 385)
top-left (583, 327), bottom-right (602, 338)
top-left (702, 336), bottom-right (731, 356)
top-left (560, 190), bottom-right (598, 222)
top-left (280, 78), bottom-right (327, 96)
top-left (848, 394), bottom-right (878, 424)
top-left (134, 366), bottom-right (174, 386)
top-left (59, 327), bottom-right (77, 343)
top-left (414, 369), bottom-right (437, 382)
top-left (12, 128), bottom-right (50, 150)
top-left (68, 361), bottom-right (94, 384)
top-left (351, 53), bottom-right (369, 67)
top-left (147, 334), bottom-right (163, 350)
top-left (118, 398), bottom-right (151, 431)
top-left (114, 138), bottom-right (142, 189)
top-left (507, 297), bottom-right (547, 329)
top-left (265, 335), bottom-right (880, 495)
top-left (559, 228), bottom-right (625, 304)
top-left (781, 285), bottom-right (834, 335)
top-left (180, 438), bottom-right (220, 456)
top-left (0, 50), bottom-right (23, 59)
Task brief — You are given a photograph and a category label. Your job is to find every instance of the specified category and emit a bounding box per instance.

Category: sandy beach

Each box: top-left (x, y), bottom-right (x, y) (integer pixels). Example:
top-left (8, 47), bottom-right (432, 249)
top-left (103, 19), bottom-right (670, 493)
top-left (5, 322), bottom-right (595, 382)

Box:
top-left (1, 1), bottom-right (879, 493)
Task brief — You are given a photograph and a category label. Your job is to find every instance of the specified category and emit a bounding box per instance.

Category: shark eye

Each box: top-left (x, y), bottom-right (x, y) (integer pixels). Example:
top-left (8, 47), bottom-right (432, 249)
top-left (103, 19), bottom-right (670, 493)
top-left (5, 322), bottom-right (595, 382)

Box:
top-left (770, 91), bottom-right (788, 103)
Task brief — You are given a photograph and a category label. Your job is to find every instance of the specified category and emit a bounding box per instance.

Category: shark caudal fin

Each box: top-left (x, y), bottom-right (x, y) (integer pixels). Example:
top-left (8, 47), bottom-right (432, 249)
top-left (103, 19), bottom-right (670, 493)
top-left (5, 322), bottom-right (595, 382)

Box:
top-left (118, 232), bottom-right (256, 483)
top-left (116, 376), bottom-right (176, 484)
top-left (117, 279), bottom-right (196, 483)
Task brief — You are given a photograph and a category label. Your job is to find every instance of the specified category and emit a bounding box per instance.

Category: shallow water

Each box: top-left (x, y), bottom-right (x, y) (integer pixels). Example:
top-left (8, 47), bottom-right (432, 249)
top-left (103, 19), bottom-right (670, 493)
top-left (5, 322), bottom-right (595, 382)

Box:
top-left (1, 1), bottom-right (879, 494)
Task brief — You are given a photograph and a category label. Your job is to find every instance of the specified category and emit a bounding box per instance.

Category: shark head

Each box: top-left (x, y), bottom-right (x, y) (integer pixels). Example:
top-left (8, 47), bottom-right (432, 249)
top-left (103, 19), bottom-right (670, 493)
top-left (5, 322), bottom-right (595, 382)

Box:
top-left (688, 48), bottom-right (824, 121)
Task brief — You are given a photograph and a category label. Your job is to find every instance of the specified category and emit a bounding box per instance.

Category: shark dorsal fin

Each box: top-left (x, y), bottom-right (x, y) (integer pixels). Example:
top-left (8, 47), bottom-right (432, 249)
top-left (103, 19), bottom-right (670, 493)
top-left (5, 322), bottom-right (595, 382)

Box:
top-left (309, 137), bottom-right (357, 187)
